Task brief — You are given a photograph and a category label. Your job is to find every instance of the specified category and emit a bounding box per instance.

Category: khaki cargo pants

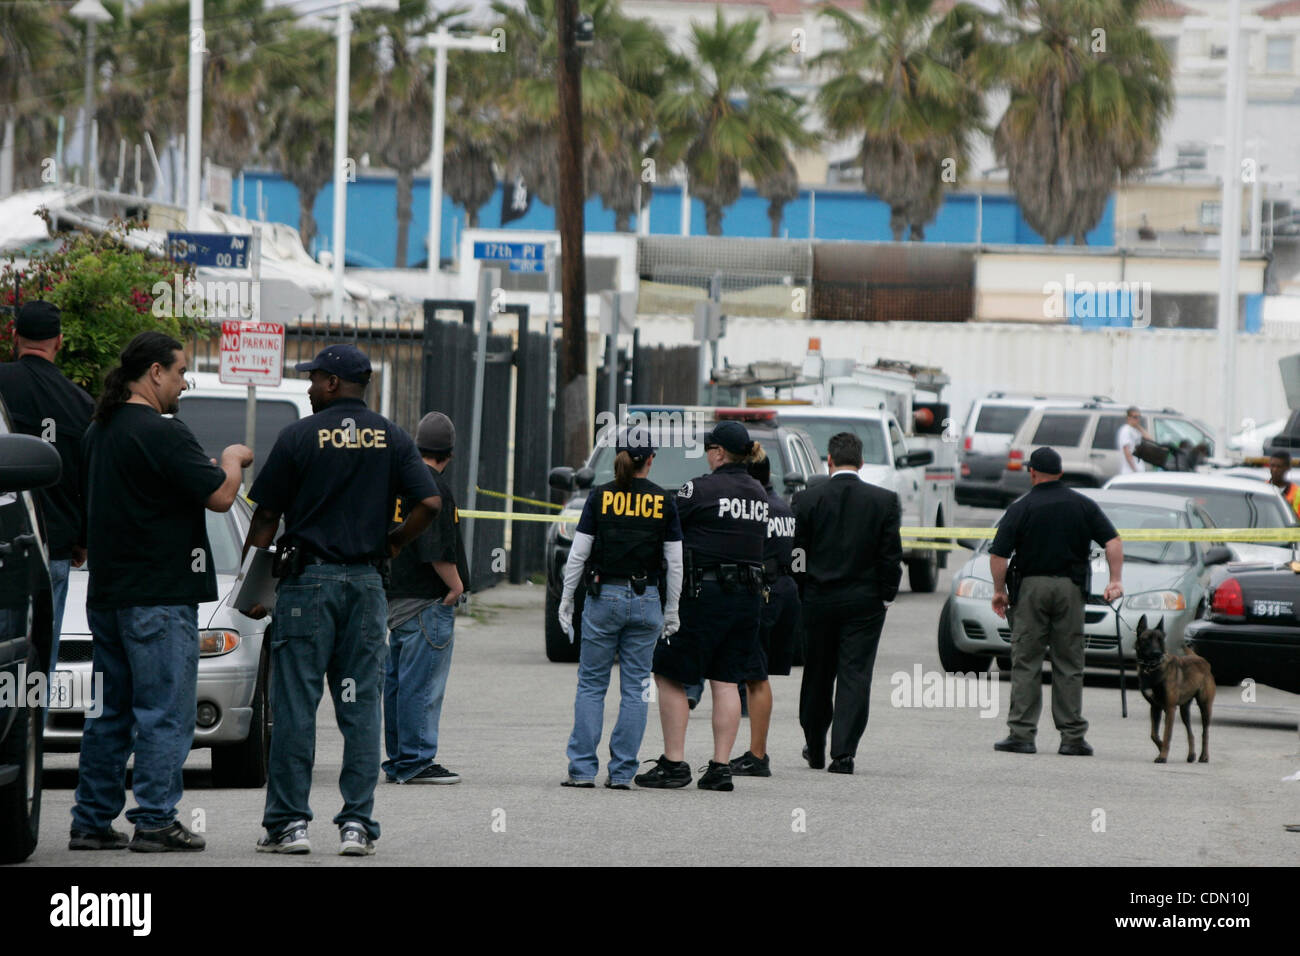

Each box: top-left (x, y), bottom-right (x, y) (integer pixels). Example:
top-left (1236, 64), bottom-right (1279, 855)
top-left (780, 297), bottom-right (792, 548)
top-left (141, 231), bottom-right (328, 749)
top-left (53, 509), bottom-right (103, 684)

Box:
top-left (1006, 576), bottom-right (1087, 744)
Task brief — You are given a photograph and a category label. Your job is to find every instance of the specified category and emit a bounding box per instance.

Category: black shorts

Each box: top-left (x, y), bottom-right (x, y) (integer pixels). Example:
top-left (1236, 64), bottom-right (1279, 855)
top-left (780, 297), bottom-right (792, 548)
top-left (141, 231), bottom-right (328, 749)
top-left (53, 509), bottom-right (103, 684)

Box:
top-left (741, 575), bottom-right (800, 680)
top-left (653, 581), bottom-right (761, 685)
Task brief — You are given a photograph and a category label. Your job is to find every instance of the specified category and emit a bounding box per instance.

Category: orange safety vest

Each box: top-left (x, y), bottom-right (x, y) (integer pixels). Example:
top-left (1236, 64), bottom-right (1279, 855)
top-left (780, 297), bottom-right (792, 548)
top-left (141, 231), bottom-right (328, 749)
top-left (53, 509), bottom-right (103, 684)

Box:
top-left (1285, 482), bottom-right (1300, 518)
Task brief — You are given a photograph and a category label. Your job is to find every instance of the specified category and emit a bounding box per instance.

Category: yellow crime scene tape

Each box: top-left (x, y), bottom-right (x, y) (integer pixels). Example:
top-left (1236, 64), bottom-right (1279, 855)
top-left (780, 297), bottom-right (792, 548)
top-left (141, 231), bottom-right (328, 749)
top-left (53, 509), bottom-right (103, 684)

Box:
top-left (455, 510), bottom-right (1300, 547)
top-left (473, 487), bottom-right (565, 511)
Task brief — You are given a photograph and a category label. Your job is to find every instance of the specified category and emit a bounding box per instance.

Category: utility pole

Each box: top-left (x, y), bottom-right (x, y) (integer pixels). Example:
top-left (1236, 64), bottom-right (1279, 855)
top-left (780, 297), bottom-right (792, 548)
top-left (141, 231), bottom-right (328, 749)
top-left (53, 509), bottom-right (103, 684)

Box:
top-left (557, 0), bottom-right (589, 465)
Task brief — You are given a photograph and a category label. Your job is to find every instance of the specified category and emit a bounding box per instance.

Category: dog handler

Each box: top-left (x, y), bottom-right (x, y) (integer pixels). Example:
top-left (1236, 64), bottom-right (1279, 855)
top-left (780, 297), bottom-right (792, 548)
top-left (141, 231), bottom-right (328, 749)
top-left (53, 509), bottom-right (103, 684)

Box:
top-left (559, 425), bottom-right (683, 788)
top-left (989, 446), bottom-right (1124, 756)
top-left (636, 420), bottom-right (768, 792)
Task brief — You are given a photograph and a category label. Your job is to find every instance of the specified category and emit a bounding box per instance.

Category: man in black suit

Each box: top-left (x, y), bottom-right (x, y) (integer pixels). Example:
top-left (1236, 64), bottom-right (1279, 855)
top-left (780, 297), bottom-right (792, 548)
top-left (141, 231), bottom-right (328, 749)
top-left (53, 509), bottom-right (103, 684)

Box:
top-left (794, 431), bottom-right (903, 774)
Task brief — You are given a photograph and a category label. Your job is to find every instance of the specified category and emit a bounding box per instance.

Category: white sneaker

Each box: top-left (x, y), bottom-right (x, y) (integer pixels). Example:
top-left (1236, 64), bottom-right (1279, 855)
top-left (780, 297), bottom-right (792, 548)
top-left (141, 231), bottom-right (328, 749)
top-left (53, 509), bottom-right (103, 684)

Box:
top-left (256, 820), bottom-right (310, 854)
top-left (338, 823), bottom-right (375, 856)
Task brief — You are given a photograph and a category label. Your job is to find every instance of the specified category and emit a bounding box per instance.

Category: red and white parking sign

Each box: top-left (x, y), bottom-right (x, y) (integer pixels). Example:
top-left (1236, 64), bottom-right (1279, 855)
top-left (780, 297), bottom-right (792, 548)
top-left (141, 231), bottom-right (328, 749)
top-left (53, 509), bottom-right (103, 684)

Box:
top-left (219, 320), bottom-right (285, 386)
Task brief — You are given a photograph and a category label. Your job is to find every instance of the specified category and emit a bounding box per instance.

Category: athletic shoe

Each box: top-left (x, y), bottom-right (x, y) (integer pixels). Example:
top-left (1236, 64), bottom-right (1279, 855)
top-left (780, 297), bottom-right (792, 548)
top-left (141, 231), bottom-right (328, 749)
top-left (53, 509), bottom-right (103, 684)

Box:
top-left (728, 751), bottom-right (771, 777)
top-left (696, 760), bottom-right (734, 792)
top-left (634, 755), bottom-right (692, 789)
top-left (338, 823), bottom-right (375, 856)
top-left (128, 821), bottom-right (205, 853)
top-left (561, 777), bottom-right (595, 788)
top-left (69, 827), bottom-right (129, 851)
top-left (605, 780), bottom-right (632, 790)
top-left (256, 820), bottom-right (311, 854)
top-left (404, 764), bottom-right (461, 784)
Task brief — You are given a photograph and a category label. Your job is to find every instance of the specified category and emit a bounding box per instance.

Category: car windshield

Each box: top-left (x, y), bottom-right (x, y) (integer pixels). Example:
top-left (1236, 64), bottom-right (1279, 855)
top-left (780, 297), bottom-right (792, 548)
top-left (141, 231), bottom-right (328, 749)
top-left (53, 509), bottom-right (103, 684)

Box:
top-left (1098, 503), bottom-right (1194, 565)
top-left (781, 419), bottom-right (889, 465)
top-left (587, 428), bottom-right (786, 491)
top-left (71, 509), bottom-right (243, 576)
top-left (1114, 485), bottom-right (1294, 530)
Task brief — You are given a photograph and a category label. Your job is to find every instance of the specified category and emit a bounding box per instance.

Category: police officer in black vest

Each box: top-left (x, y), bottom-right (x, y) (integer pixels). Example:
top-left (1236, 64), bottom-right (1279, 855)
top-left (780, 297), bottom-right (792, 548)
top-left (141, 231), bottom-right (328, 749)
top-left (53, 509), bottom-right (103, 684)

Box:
top-left (241, 345), bottom-right (441, 857)
top-left (729, 454), bottom-right (800, 778)
top-left (559, 425), bottom-right (683, 789)
top-left (636, 420), bottom-right (769, 792)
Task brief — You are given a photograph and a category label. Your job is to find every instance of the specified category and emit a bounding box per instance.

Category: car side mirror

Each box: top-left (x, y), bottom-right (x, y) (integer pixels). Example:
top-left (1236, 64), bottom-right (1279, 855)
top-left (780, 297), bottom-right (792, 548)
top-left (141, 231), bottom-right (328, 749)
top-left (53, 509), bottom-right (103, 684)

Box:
top-left (574, 466), bottom-right (596, 489)
top-left (898, 449), bottom-right (934, 468)
top-left (783, 472), bottom-right (807, 494)
top-left (548, 467), bottom-right (575, 492)
top-left (1202, 545), bottom-right (1233, 567)
top-left (956, 538), bottom-right (979, 552)
top-left (0, 434), bottom-right (62, 492)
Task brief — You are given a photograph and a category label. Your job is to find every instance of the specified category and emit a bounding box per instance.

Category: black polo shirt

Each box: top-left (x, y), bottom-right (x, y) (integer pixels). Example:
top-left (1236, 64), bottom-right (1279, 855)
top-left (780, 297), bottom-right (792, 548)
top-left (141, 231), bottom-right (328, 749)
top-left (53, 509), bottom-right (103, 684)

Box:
top-left (990, 481), bottom-right (1118, 587)
top-left (0, 355), bottom-right (93, 558)
top-left (676, 462), bottom-right (768, 566)
top-left (83, 404), bottom-right (225, 609)
top-left (249, 397), bottom-right (438, 563)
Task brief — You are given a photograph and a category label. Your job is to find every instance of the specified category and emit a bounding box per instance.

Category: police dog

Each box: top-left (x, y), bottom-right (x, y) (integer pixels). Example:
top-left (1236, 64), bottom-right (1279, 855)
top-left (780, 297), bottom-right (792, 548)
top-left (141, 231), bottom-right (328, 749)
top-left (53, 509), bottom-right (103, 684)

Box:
top-left (1135, 616), bottom-right (1215, 764)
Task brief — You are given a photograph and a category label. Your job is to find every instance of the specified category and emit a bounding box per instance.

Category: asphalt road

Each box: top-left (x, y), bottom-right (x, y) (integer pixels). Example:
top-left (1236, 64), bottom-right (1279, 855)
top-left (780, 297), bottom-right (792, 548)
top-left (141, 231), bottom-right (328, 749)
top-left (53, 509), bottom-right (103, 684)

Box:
top-left (27, 511), bottom-right (1300, 866)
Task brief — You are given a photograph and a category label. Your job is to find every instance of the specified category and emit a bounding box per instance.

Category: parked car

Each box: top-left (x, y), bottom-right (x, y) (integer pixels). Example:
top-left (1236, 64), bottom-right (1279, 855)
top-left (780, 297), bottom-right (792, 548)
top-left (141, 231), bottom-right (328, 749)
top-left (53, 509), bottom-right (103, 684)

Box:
top-left (1104, 472), bottom-right (1298, 565)
top-left (774, 405), bottom-right (951, 592)
top-left (937, 489), bottom-right (1232, 674)
top-left (1185, 562), bottom-right (1300, 693)
top-left (995, 402), bottom-right (1215, 500)
top-left (957, 392), bottom-right (1112, 507)
top-left (542, 407), bottom-right (825, 663)
top-left (0, 407), bottom-right (61, 863)
top-left (176, 371), bottom-right (313, 476)
top-left (47, 497), bottom-right (273, 788)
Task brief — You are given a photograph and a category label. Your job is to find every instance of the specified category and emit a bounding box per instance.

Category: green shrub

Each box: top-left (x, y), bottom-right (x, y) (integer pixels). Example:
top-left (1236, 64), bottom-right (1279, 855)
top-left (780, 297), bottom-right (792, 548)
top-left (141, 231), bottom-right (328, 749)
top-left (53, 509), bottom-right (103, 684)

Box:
top-left (1, 215), bottom-right (205, 395)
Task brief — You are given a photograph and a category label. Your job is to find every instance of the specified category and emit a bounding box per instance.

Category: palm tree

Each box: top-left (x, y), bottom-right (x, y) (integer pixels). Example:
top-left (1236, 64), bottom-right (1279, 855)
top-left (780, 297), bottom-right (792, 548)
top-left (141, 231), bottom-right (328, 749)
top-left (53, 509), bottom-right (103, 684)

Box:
top-left (657, 10), bottom-right (817, 236)
top-left (443, 47), bottom-right (502, 232)
top-left (990, 0), bottom-right (1172, 244)
top-left (487, 0), bottom-right (671, 229)
top-left (813, 0), bottom-right (991, 241)
top-left (0, 0), bottom-right (68, 192)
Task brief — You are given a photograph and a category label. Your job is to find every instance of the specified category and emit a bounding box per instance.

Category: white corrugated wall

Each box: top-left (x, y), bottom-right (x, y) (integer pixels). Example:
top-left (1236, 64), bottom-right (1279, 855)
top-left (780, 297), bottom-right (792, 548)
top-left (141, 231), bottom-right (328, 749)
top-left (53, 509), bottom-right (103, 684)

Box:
top-left (634, 316), bottom-right (1300, 432)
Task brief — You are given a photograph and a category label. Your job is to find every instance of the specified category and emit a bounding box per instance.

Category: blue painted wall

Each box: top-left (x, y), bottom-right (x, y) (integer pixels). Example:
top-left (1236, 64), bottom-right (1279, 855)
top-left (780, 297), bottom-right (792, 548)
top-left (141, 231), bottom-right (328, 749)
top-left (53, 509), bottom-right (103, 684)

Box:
top-left (235, 170), bottom-right (1117, 268)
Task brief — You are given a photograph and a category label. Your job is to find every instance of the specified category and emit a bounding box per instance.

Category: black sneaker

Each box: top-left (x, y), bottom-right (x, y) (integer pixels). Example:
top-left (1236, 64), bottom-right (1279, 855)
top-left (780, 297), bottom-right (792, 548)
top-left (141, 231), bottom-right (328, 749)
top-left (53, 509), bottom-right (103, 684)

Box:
top-left (634, 755), bottom-right (692, 789)
top-left (697, 760), bottom-right (734, 792)
top-left (404, 764), bottom-right (461, 784)
top-left (728, 751), bottom-right (771, 777)
top-left (128, 820), bottom-right (205, 853)
top-left (256, 819), bottom-right (311, 854)
top-left (69, 827), bottom-right (129, 851)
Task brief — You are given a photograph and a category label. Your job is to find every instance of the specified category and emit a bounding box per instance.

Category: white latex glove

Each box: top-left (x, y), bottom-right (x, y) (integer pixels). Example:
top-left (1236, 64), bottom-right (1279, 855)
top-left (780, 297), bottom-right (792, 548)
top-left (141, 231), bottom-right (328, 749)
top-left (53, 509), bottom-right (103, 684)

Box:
top-left (559, 597), bottom-right (575, 642)
top-left (663, 607), bottom-right (680, 639)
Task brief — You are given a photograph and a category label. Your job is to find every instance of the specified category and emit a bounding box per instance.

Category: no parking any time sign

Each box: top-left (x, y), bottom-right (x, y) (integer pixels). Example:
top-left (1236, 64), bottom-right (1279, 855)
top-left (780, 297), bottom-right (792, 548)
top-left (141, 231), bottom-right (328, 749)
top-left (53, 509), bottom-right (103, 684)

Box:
top-left (219, 320), bottom-right (285, 386)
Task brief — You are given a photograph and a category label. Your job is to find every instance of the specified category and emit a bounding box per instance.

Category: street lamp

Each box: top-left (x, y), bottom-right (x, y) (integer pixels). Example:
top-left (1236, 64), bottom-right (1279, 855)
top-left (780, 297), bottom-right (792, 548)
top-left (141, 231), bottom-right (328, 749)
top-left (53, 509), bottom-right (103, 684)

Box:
top-left (424, 27), bottom-right (499, 283)
top-left (69, 0), bottom-right (111, 213)
top-left (329, 0), bottom-right (399, 322)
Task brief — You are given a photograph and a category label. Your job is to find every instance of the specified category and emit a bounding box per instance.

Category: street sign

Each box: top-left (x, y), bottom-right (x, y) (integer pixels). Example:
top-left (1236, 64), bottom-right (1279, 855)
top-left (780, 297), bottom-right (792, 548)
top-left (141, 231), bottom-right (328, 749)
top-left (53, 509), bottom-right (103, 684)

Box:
top-left (473, 240), bottom-right (546, 262)
top-left (168, 231), bottom-right (252, 268)
top-left (509, 259), bottom-right (546, 273)
top-left (219, 320), bottom-right (284, 386)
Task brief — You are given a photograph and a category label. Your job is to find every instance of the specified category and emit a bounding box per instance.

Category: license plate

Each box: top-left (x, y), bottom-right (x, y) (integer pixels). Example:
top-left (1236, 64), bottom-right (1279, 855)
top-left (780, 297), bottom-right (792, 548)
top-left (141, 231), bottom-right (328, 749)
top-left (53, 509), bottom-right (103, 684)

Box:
top-left (50, 670), bottom-right (75, 710)
top-left (1252, 599), bottom-right (1294, 618)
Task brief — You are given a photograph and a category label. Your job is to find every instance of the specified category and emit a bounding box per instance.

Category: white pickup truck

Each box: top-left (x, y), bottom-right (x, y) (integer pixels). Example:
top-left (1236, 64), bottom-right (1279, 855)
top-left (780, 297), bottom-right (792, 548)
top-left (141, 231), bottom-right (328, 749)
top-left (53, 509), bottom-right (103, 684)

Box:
top-left (775, 405), bottom-right (955, 592)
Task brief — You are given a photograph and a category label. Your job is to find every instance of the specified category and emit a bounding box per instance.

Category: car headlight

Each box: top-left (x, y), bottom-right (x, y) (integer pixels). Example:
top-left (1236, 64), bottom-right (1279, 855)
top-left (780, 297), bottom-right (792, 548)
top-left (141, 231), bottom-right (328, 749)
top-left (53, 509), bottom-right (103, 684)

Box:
top-left (1124, 591), bottom-right (1186, 611)
top-left (556, 508), bottom-right (583, 541)
top-left (199, 629), bottom-right (240, 656)
top-left (955, 578), bottom-right (994, 600)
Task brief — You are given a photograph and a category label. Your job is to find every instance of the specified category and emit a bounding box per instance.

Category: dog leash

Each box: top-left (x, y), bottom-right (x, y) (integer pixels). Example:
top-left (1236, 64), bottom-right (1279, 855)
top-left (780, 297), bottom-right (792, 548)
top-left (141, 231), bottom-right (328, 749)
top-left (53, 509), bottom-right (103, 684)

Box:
top-left (1110, 598), bottom-right (1128, 719)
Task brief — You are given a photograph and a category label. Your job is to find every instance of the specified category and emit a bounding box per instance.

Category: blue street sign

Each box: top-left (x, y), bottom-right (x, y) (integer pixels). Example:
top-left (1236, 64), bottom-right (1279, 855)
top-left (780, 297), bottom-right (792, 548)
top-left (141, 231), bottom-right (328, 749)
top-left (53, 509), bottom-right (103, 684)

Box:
top-left (473, 240), bottom-right (546, 262)
top-left (167, 231), bottom-right (252, 268)
top-left (509, 259), bottom-right (546, 273)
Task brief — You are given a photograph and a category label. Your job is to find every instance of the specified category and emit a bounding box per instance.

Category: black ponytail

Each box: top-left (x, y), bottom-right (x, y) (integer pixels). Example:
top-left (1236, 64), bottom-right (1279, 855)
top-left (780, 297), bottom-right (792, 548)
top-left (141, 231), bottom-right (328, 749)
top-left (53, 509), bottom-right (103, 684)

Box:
top-left (94, 331), bottom-right (184, 424)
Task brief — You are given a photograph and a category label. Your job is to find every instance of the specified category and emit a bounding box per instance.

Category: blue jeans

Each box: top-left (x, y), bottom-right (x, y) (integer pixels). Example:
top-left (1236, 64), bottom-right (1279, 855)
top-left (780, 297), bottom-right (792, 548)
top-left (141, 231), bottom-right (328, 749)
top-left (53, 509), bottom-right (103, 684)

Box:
top-left (566, 583), bottom-right (662, 784)
top-left (71, 604), bottom-right (199, 833)
top-left (49, 559), bottom-right (70, 676)
top-left (382, 601), bottom-right (455, 781)
top-left (263, 564), bottom-right (387, 840)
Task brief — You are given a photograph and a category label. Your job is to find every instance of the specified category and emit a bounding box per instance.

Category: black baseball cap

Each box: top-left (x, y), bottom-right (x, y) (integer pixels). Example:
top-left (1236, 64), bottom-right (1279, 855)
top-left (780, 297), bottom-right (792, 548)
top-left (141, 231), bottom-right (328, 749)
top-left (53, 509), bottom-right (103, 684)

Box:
top-left (704, 420), bottom-right (753, 455)
top-left (1028, 446), bottom-right (1063, 474)
top-left (15, 300), bottom-right (61, 340)
top-left (295, 344), bottom-right (372, 384)
top-left (616, 425), bottom-right (656, 460)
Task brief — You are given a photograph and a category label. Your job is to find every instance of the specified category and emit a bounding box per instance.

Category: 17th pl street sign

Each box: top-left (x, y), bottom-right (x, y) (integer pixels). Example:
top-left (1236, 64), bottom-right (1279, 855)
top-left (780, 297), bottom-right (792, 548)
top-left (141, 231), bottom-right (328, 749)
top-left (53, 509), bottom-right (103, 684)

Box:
top-left (168, 231), bottom-right (252, 268)
top-left (473, 240), bottom-right (546, 273)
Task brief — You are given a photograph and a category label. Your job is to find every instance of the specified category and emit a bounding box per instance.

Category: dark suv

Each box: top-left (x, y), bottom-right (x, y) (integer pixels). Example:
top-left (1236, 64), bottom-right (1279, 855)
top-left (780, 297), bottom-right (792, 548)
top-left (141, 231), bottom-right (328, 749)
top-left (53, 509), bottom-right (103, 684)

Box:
top-left (0, 399), bottom-right (61, 863)
top-left (542, 407), bottom-right (825, 662)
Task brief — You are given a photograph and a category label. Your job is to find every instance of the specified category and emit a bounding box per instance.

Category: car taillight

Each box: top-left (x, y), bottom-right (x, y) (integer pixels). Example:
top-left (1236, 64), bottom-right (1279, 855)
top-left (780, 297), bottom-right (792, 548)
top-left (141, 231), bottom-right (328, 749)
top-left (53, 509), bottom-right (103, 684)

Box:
top-left (1211, 578), bottom-right (1244, 619)
top-left (961, 463), bottom-right (971, 477)
top-left (1007, 449), bottom-right (1023, 471)
top-left (963, 436), bottom-right (972, 451)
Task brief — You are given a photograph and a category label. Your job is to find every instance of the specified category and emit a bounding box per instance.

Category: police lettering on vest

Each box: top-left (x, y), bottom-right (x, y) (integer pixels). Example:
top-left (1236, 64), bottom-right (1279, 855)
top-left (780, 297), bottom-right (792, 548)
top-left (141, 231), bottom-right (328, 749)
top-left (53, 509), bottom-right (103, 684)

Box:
top-left (599, 489), bottom-right (665, 520)
top-left (676, 462), bottom-right (769, 566)
top-left (318, 426), bottom-right (387, 449)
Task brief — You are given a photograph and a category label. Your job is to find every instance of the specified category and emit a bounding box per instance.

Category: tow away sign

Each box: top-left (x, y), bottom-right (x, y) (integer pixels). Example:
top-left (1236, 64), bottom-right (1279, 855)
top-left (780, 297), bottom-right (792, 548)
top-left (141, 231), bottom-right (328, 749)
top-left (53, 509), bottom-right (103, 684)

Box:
top-left (219, 320), bottom-right (284, 386)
